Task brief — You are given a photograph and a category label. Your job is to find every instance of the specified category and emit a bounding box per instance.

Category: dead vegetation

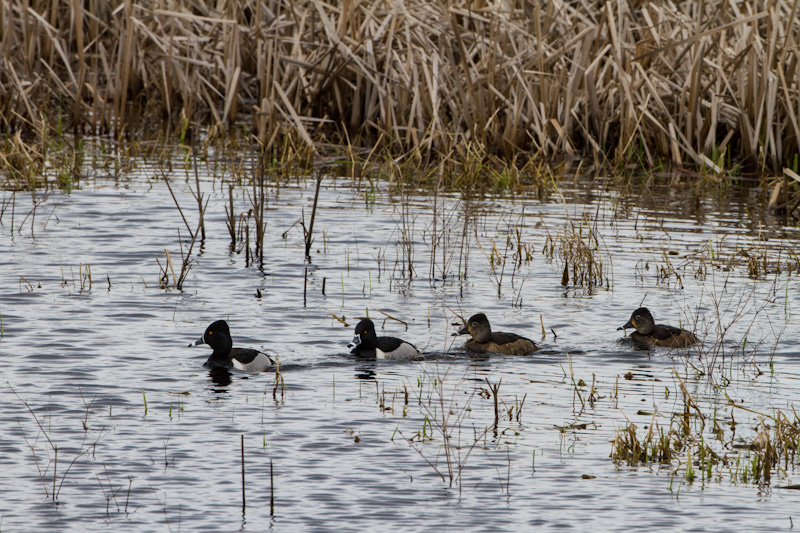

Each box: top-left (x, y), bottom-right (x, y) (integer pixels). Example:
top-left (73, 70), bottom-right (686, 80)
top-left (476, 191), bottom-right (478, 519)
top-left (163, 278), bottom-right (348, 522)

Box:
top-left (1, 0), bottom-right (798, 182)
top-left (543, 210), bottom-right (612, 289)
top-left (612, 367), bottom-right (800, 486)
top-left (634, 233), bottom-right (800, 289)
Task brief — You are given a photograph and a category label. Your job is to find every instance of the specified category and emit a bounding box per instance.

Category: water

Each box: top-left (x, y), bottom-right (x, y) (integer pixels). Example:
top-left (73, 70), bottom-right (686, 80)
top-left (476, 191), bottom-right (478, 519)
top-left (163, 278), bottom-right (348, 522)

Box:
top-left (1, 149), bottom-right (799, 530)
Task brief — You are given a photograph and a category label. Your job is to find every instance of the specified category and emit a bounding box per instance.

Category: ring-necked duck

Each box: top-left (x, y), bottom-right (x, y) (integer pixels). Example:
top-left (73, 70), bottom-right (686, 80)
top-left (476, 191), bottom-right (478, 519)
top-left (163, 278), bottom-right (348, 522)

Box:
top-left (454, 313), bottom-right (538, 355)
top-left (617, 307), bottom-right (698, 348)
top-left (349, 318), bottom-right (419, 360)
top-left (191, 320), bottom-right (274, 371)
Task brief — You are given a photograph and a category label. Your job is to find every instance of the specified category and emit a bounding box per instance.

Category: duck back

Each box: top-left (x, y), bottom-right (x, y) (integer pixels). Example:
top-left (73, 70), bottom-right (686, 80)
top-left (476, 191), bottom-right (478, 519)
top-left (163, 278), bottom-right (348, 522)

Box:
top-left (631, 325), bottom-right (698, 348)
top-left (466, 332), bottom-right (538, 356)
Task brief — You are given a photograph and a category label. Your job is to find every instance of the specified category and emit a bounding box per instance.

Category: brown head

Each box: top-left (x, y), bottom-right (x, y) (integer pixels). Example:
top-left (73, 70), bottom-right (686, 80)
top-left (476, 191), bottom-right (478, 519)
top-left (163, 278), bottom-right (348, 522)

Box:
top-left (619, 307), bottom-right (656, 335)
top-left (457, 313), bottom-right (492, 343)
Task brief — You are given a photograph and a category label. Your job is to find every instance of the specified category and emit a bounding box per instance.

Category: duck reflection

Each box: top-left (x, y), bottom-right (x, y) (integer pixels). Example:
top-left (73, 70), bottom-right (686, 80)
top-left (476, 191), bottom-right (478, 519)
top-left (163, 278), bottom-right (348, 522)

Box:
top-left (355, 365), bottom-right (376, 381)
top-left (209, 367), bottom-right (232, 387)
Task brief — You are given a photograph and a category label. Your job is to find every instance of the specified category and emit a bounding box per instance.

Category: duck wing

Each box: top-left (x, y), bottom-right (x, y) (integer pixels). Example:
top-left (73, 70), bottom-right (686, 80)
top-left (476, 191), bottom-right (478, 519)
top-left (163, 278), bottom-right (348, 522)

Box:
top-left (376, 336), bottom-right (413, 352)
top-left (230, 348), bottom-right (274, 372)
top-left (490, 332), bottom-right (530, 345)
top-left (651, 325), bottom-right (686, 340)
top-left (485, 332), bottom-right (539, 355)
top-left (376, 336), bottom-right (419, 360)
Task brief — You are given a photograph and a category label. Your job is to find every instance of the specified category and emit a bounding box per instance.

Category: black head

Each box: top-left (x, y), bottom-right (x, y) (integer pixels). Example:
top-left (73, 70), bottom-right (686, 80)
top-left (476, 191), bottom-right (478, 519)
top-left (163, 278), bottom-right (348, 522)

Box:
top-left (191, 320), bottom-right (233, 356)
top-left (456, 313), bottom-right (492, 343)
top-left (618, 307), bottom-right (655, 335)
top-left (350, 318), bottom-right (378, 350)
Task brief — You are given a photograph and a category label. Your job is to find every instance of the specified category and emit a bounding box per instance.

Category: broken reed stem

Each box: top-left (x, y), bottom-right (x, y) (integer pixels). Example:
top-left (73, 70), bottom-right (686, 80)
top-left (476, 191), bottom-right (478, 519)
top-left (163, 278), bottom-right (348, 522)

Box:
top-left (272, 357), bottom-right (285, 402)
top-left (250, 158), bottom-right (268, 266)
top-left (486, 378), bottom-right (501, 429)
top-left (176, 222), bottom-right (201, 291)
top-left (161, 172), bottom-right (194, 239)
top-left (516, 393), bottom-right (527, 423)
top-left (304, 171), bottom-right (323, 262)
top-left (192, 150), bottom-right (205, 241)
top-left (159, 167), bottom-right (206, 290)
top-left (225, 184), bottom-right (237, 245)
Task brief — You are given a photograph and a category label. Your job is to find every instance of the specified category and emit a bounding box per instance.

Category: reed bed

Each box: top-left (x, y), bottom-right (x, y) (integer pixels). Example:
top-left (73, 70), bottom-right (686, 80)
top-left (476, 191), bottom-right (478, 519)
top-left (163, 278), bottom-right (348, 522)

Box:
top-left (611, 375), bottom-right (800, 486)
top-left (1, 0), bottom-right (799, 183)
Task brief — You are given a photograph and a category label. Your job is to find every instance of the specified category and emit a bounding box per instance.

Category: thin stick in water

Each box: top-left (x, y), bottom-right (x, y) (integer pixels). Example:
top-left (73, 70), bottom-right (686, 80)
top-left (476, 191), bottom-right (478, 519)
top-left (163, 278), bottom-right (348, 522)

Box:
top-left (53, 445), bottom-right (57, 501)
top-left (241, 434), bottom-right (246, 509)
top-left (270, 458), bottom-right (274, 516)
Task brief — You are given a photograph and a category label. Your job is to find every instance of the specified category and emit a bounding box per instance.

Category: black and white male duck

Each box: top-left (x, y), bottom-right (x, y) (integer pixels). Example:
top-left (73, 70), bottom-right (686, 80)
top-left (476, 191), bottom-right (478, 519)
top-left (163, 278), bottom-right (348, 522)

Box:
top-left (454, 313), bottom-right (538, 355)
top-left (617, 307), bottom-right (698, 348)
top-left (349, 318), bottom-right (419, 360)
top-left (191, 320), bottom-right (274, 371)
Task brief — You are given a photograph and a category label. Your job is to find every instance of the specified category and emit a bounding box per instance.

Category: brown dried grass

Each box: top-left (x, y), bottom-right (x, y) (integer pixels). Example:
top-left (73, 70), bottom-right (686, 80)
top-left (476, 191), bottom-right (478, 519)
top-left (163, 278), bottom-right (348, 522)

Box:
top-left (1, 0), bottom-right (798, 175)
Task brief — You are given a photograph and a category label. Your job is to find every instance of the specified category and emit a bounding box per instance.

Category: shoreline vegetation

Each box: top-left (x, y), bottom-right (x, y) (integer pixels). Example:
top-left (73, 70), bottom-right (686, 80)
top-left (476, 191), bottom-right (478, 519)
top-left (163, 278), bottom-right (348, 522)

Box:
top-left (1, 0), bottom-right (799, 193)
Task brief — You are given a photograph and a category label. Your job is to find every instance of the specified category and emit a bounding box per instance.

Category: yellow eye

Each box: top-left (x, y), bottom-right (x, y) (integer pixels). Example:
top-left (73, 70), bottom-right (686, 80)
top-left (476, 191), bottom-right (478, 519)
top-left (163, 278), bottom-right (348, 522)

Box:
top-left (209, 331), bottom-right (213, 335)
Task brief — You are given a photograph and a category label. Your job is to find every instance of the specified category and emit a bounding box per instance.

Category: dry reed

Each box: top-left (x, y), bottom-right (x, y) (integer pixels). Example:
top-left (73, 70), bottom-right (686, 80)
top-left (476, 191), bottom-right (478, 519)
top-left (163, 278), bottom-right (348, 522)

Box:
top-left (1, 0), bottom-right (798, 182)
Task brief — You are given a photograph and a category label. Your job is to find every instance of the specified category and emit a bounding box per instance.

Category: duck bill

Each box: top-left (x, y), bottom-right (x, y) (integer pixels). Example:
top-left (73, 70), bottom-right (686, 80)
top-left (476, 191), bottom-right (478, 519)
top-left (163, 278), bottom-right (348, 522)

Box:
top-left (453, 325), bottom-right (469, 336)
top-left (348, 334), bottom-right (362, 349)
top-left (617, 320), bottom-right (634, 331)
top-left (190, 336), bottom-right (206, 347)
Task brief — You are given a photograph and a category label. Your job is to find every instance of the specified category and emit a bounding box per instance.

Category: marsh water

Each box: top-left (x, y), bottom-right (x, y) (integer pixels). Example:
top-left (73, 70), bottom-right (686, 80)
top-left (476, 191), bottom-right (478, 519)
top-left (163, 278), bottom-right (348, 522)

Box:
top-left (1, 144), bottom-right (799, 531)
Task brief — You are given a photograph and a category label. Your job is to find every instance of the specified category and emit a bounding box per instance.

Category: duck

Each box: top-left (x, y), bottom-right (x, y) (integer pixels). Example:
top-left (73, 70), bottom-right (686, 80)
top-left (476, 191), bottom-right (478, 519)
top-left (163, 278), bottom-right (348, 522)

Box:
top-left (454, 313), bottom-right (538, 355)
top-left (191, 320), bottom-right (274, 371)
top-left (617, 307), bottom-right (698, 348)
top-left (349, 318), bottom-right (419, 360)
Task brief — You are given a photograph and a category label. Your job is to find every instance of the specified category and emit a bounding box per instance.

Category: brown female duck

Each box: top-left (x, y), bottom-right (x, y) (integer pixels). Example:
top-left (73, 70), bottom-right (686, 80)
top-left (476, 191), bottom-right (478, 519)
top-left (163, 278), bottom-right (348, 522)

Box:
top-left (454, 313), bottom-right (538, 355)
top-left (618, 307), bottom-right (698, 348)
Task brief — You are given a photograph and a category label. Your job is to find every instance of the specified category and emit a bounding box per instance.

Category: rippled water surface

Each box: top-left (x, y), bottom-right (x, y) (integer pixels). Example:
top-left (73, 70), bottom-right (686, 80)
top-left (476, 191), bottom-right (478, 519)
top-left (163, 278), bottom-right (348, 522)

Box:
top-left (1, 148), bottom-right (800, 531)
